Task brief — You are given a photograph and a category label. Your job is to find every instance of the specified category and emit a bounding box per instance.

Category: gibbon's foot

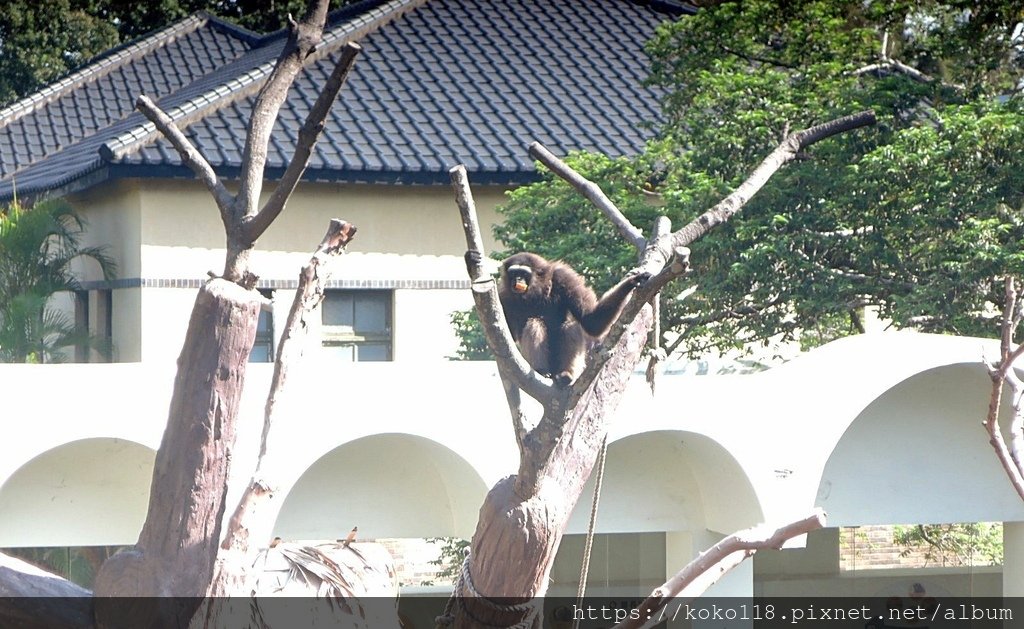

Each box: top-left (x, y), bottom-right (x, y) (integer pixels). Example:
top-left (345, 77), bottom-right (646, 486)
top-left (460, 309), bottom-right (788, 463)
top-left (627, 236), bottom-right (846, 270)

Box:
top-left (553, 372), bottom-right (573, 387)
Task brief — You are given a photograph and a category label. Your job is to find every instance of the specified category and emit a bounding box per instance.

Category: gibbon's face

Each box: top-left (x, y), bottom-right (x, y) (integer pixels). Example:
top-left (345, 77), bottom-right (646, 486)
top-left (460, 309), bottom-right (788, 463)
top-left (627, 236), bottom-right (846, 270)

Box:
top-left (505, 263), bottom-right (533, 294)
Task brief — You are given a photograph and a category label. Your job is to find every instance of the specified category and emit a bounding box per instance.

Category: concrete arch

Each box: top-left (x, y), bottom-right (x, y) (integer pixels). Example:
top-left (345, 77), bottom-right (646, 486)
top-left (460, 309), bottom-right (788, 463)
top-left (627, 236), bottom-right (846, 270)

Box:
top-left (566, 430), bottom-right (763, 535)
top-left (0, 437), bottom-right (154, 547)
top-left (273, 433), bottom-right (488, 540)
top-left (816, 363), bottom-right (1024, 526)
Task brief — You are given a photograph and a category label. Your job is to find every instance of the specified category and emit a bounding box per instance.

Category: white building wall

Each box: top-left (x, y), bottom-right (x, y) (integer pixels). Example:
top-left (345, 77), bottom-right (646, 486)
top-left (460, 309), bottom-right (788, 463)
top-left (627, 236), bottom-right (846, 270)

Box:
top-left (2, 333), bottom-right (1023, 595)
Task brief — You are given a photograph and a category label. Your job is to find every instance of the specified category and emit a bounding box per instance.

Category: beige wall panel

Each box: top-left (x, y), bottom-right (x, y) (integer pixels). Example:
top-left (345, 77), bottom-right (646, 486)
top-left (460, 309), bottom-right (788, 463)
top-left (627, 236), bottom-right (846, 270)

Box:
top-left (138, 180), bottom-right (507, 259)
top-left (68, 180), bottom-right (143, 280)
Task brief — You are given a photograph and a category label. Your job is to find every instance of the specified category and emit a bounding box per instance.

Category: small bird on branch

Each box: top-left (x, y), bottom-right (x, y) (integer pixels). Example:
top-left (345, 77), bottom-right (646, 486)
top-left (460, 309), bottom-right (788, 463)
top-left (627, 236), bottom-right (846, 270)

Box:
top-left (339, 525), bottom-right (358, 548)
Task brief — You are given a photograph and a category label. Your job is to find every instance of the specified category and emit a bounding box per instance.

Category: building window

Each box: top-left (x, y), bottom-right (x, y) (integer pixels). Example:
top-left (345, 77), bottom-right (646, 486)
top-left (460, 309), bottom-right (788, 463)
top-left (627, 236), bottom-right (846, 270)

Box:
top-left (321, 290), bottom-right (392, 361)
top-left (250, 290), bottom-right (275, 363)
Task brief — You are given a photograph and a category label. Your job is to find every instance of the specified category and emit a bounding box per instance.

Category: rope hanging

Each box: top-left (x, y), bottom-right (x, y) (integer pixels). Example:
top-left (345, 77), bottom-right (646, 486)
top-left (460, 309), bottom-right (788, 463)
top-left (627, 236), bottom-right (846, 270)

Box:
top-left (573, 433), bottom-right (609, 629)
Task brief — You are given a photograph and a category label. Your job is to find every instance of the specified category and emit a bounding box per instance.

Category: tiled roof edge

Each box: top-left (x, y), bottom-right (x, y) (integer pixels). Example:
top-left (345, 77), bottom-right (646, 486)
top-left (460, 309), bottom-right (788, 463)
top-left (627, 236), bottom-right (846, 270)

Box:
top-left (0, 14), bottom-right (211, 127)
top-left (200, 11), bottom-right (266, 46)
top-left (100, 0), bottom-right (431, 164)
top-left (640, 0), bottom-right (698, 16)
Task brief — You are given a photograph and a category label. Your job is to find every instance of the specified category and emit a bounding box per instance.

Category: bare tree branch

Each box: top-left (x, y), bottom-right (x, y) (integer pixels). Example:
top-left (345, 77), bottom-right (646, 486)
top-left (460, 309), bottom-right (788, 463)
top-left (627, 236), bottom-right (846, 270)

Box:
top-left (135, 94), bottom-right (234, 225)
top-left (984, 276), bottom-right (1024, 501)
top-left (853, 58), bottom-right (966, 91)
top-left (450, 110), bottom-right (873, 623)
top-left (89, 2), bottom-right (359, 620)
top-left (528, 141), bottom-right (646, 249)
top-left (245, 44), bottom-right (362, 243)
top-left (235, 2), bottom-right (332, 223)
top-left (585, 110), bottom-right (877, 375)
top-left (450, 164), bottom-right (553, 411)
top-left (204, 219), bottom-right (356, 601)
top-left (614, 510), bottom-right (827, 629)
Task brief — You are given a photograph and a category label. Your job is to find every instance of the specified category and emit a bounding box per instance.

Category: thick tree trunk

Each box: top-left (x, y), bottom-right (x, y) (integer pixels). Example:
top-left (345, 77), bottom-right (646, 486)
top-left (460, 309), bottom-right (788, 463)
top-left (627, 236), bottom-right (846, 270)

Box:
top-left (93, 279), bottom-right (262, 627)
top-left (456, 309), bottom-right (653, 627)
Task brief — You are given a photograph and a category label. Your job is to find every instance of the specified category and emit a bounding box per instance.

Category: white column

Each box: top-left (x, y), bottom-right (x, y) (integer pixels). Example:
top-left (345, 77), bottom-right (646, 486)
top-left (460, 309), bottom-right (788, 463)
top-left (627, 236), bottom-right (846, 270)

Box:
top-left (1003, 521), bottom-right (1024, 596)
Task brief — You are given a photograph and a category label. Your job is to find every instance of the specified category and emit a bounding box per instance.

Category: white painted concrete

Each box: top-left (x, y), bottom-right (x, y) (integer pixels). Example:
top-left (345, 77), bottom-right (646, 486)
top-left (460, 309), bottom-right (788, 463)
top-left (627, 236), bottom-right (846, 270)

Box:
top-left (1, 332), bottom-right (1022, 593)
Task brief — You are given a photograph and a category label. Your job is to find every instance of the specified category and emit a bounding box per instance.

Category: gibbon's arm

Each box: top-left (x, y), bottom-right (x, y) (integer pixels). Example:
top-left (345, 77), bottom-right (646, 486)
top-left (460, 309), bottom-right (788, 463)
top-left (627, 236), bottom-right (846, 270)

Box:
top-left (561, 268), bottom-right (648, 338)
top-left (552, 264), bottom-right (603, 333)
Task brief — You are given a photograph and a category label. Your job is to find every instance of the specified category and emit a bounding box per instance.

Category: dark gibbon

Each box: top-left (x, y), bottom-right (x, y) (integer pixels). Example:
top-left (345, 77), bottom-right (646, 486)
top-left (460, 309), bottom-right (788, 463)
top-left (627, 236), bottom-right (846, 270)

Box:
top-left (498, 252), bottom-right (648, 386)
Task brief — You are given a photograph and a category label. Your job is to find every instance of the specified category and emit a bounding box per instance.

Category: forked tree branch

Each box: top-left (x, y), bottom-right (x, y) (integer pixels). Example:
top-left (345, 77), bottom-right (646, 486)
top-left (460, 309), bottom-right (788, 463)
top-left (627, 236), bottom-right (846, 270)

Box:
top-left (984, 276), bottom-right (1024, 501)
top-left (139, 7), bottom-right (356, 286)
top-left (450, 110), bottom-right (871, 625)
top-left (528, 141), bottom-right (646, 249)
top-left (853, 57), bottom-right (965, 91)
top-left (450, 165), bottom-right (553, 414)
top-left (614, 510), bottom-right (827, 629)
top-left (579, 110), bottom-right (877, 387)
top-left (245, 44), bottom-right (362, 243)
top-left (135, 95), bottom-right (235, 226)
top-left (235, 2), bottom-right (333, 222)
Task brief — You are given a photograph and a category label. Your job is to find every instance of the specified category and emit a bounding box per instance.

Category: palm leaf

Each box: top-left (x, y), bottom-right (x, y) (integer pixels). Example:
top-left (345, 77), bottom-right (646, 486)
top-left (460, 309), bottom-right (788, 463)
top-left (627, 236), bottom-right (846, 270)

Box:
top-left (241, 541), bottom-right (400, 628)
top-left (0, 199), bottom-right (116, 362)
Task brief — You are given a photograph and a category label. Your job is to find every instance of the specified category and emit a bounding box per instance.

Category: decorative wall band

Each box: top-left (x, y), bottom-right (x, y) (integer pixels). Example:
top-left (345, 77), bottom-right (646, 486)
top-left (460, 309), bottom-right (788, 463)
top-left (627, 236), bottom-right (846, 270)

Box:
top-left (78, 278), bottom-right (143, 290)
top-left (78, 278), bottom-right (472, 291)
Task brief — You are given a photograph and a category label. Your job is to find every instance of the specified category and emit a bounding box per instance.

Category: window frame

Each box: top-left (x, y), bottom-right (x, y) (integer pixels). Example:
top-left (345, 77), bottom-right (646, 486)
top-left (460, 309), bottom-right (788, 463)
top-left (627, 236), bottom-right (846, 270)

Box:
top-left (320, 289), bottom-right (393, 361)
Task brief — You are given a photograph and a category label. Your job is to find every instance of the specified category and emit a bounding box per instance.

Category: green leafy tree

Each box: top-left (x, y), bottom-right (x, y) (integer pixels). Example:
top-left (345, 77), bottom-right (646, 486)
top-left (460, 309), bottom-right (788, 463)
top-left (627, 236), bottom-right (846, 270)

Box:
top-left (0, 0), bottom-right (118, 105)
top-left (83, 0), bottom-right (357, 41)
top-left (894, 522), bottom-right (1003, 566)
top-left (424, 536), bottom-right (470, 585)
top-left (0, 200), bottom-right (115, 362)
top-left (459, 1), bottom-right (1024, 361)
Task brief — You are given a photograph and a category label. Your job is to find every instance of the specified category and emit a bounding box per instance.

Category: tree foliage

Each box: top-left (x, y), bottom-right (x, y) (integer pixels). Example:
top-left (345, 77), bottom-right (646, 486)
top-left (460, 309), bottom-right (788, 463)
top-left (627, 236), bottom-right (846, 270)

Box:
top-left (0, 200), bottom-right (115, 362)
top-left (0, 0), bottom-right (118, 106)
top-left (468, 0), bottom-right (1024, 360)
top-left (893, 522), bottom-right (1003, 566)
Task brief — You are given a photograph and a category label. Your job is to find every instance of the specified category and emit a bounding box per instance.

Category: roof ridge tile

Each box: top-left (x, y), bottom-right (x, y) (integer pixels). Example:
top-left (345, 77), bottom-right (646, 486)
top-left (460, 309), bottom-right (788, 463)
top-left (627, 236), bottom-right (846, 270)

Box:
top-left (0, 14), bottom-right (213, 128)
top-left (198, 11), bottom-right (265, 45)
top-left (101, 0), bottom-right (432, 163)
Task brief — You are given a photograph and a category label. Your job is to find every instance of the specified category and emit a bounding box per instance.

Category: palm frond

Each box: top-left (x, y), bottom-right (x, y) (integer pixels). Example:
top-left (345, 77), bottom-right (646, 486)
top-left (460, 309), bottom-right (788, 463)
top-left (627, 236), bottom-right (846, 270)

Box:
top-left (0, 199), bottom-right (117, 363)
top-left (244, 541), bottom-right (400, 627)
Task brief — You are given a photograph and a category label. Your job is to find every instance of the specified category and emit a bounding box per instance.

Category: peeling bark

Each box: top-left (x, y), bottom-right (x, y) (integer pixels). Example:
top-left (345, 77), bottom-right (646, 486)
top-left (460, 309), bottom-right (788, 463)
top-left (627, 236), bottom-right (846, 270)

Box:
top-left (93, 280), bottom-right (261, 627)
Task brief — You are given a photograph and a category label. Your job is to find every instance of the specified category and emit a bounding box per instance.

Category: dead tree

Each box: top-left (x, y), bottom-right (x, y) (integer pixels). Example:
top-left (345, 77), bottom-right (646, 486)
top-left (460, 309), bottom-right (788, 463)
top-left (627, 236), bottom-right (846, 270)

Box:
top-left (0, 1), bottom-right (363, 627)
top-left (448, 110), bottom-right (875, 627)
top-left (983, 277), bottom-right (1024, 500)
top-left (91, 9), bottom-right (361, 629)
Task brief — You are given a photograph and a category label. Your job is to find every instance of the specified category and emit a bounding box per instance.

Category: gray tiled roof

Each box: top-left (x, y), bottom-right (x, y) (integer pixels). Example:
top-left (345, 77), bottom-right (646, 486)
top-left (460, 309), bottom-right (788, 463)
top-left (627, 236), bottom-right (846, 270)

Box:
top-left (0, 0), bottom-right (690, 200)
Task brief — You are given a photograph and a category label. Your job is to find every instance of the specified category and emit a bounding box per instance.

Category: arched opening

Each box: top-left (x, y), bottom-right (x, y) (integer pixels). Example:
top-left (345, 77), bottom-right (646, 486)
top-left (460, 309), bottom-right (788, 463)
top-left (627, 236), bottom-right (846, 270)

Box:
top-left (0, 437), bottom-right (155, 588)
top-left (274, 433), bottom-right (487, 540)
top-left (551, 430), bottom-right (763, 598)
top-left (757, 364), bottom-right (1024, 597)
